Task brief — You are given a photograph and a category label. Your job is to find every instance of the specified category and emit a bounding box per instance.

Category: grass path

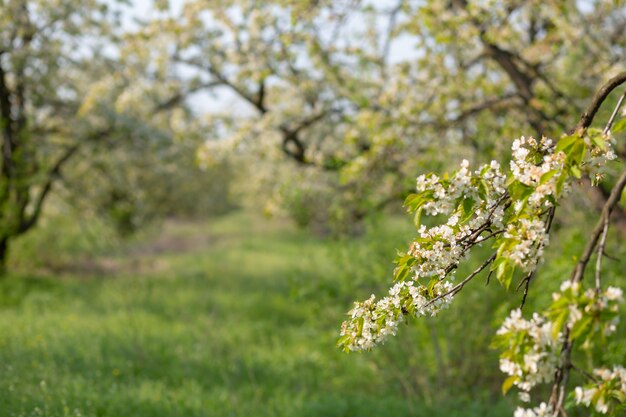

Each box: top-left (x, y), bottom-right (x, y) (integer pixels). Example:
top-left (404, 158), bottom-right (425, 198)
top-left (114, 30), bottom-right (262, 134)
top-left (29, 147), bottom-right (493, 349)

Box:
top-left (0, 212), bottom-right (512, 417)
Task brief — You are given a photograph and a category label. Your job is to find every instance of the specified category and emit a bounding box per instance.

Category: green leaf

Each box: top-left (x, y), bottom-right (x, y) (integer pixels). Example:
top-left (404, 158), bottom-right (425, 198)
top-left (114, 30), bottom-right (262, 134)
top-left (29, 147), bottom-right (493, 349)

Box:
top-left (570, 315), bottom-right (593, 340)
top-left (540, 170), bottom-right (558, 185)
top-left (502, 375), bottom-right (519, 395)
top-left (491, 255), bottom-right (506, 271)
top-left (357, 317), bottom-right (365, 336)
top-left (568, 140), bottom-right (586, 165)
top-left (552, 309), bottom-right (568, 340)
top-left (376, 314), bottom-right (387, 331)
top-left (496, 261), bottom-right (514, 289)
top-left (555, 134), bottom-right (579, 153)
top-left (547, 296), bottom-right (570, 313)
top-left (613, 117), bottom-right (626, 133)
top-left (478, 179), bottom-right (489, 199)
top-left (336, 334), bottom-right (351, 348)
top-left (459, 197), bottom-right (476, 223)
top-left (570, 165), bottom-right (582, 179)
top-left (403, 193), bottom-right (420, 210)
top-left (427, 278), bottom-right (438, 297)
top-left (394, 262), bottom-right (411, 282)
top-left (414, 207), bottom-right (423, 227)
top-left (508, 181), bottom-right (533, 204)
top-left (490, 333), bottom-right (507, 349)
top-left (556, 172), bottom-right (568, 196)
top-left (404, 190), bottom-right (434, 213)
top-left (462, 197), bottom-right (475, 217)
top-left (589, 132), bottom-right (608, 151)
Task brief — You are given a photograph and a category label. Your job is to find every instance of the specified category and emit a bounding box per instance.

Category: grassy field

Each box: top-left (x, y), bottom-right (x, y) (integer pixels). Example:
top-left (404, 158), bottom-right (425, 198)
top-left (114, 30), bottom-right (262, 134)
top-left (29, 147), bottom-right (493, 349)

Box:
top-left (0, 211), bottom-right (574, 416)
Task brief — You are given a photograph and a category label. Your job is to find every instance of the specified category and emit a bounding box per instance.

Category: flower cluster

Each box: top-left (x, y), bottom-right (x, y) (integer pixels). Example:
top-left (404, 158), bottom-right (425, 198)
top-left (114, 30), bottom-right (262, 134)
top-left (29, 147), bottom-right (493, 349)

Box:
top-left (513, 402), bottom-right (554, 417)
top-left (495, 136), bottom-right (563, 274)
top-left (501, 218), bottom-right (549, 272)
top-left (510, 136), bottom-right (564, 208)
top-left (415, 159), bottom-right (506, 217)
top-left (338, 159), bottom-right (508, 351)
top-left (494, 309), bottom-right (562, 398)
top-left (575, 366), bottom-right (626, 414)
top-left (494, 281), bottom-right (625, 416)
top-left (584, 130), bottom-right (618, 184)
top-left (339, 280), bottom-right (455, 351)
top-left (498, 132), bottom-right (617, 275)
top-left (339, 126), bottom-right (623, 417)
top-left (548, 281), bottom-right (623, 345)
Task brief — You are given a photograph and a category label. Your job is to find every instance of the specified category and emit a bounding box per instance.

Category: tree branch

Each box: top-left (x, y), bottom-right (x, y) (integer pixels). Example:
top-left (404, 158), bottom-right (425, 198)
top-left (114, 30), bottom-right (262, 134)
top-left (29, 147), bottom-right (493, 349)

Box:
top-left (571, 167), bottom-right (626, 284)
top-left (173, 57), bottom-right (269, 114)
top-left (548, 71), bottom-right (626, 415)
top-left (18, 144), bottom-right (80, 233)
top-left (603, 87), bottom-right (626, 135)
top-left (19, 126), bottom-right (114, 234)
top-left (208, 66), bottom-right (268, 114)
top-left (0, 56), bottom-right (14, 180)
top-left (279, 110), bottom-right (330, 165)
top-left (575, 71), bottom-right (626, 132)
top-left (153, 81), bottom-right (221, 112)
top-left (381, 1), bottom-right (404, 72)
top-left (594, 215), bottom-right (609, 292)
top-left (422, 253), bottom-right (497, 309)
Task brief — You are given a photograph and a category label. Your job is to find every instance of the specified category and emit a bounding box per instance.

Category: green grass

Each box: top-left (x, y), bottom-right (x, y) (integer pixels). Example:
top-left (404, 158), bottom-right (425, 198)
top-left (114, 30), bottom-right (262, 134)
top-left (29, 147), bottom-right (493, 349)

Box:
top-left (0, 211), bottom-right (555, 416)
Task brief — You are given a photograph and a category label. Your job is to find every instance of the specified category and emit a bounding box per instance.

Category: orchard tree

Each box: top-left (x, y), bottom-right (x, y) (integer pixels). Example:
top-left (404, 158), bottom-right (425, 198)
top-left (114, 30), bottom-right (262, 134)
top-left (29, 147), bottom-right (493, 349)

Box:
top-left (131, 0), bottom-right (427, 231)
top-left (139, 0), bottom-right (626, 231)
top-left (62, 124), bottom-right (235, 236)
top-left (326, 0), bottom-right (626, 225)
top-left (338, 72), bottom-right (626, 417)
top-left (0, 0), bottom-right (124, 269)
top-left (0, 0), bottom-right (207, 269)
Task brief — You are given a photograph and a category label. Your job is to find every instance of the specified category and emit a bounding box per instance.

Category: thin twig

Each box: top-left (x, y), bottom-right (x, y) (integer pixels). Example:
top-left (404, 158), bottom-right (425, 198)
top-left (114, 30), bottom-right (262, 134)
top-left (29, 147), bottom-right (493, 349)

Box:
top-left (595, 215), bottom-right (609, 292)
top-left (603, 87), bottom-right (626, 135)
top-left (555, 338), bottom-right (573, 415)
top-left (473, 229), bottom-right (505, 245)
top-left (571, 364), bottom-right (598, 383)
top-left (571, 167), bottom-right (626, 284)
top-left (423, 254), bottom-right (497, 309)
top-left (518, 271), bottom-right (534, 309)
top-left (602, 251), bottom-right (620, 262)
top-left (484, 269), bottom-right (493, 287)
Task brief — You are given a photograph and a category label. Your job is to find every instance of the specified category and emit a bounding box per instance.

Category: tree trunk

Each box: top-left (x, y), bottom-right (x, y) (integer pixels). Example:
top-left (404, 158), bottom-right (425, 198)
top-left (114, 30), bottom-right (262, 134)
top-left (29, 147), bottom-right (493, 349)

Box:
top-left (0, 237), bottom-right (8, 275)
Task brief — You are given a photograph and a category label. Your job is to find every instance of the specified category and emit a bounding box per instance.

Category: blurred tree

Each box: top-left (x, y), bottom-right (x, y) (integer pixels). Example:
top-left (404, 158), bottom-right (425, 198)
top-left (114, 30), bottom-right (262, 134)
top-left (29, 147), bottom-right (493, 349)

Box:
top-left (0, 0), bottom-right (124, 270)
top-left (136, 0), bottom-right (626, 231)
top-left (129, 0), bottom-right (412, 232)
top-left (62, 134), bottom-right (235, 236)
top-left (0, 0), bottom-right (233, 270)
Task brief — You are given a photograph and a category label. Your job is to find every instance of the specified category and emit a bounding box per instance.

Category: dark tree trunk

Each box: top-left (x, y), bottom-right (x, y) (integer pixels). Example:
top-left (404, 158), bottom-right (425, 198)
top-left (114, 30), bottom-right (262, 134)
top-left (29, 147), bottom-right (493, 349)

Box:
top-left (0, 237), bottom-right (8, 275)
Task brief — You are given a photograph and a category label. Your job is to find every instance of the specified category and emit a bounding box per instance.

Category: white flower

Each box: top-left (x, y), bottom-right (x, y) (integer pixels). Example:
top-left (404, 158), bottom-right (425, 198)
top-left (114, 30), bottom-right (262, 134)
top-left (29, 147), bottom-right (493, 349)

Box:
top-left (605, 286), bottom-right (623, 301)
top-left (595, 397), bottom-right (609, 414)
top-left (575, 386), bottom-right (594, 406)
top-left (513, 403), bottom-right (553, 417)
